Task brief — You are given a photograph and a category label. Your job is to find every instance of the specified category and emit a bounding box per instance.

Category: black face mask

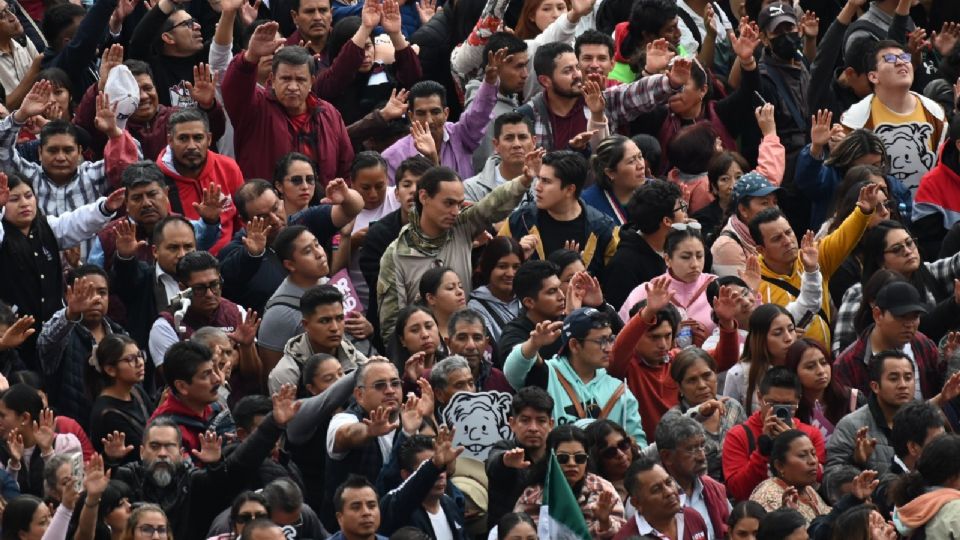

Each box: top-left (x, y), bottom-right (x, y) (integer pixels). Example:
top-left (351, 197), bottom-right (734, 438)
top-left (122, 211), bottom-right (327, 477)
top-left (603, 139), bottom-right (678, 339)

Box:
top-left (770, 32), bottom-right (801, 60)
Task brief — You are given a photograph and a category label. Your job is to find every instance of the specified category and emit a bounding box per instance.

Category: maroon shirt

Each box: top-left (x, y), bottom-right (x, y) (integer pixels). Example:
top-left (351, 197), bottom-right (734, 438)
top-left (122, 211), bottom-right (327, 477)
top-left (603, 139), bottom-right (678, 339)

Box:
top-left (548, 96), bottom-right (587, 151)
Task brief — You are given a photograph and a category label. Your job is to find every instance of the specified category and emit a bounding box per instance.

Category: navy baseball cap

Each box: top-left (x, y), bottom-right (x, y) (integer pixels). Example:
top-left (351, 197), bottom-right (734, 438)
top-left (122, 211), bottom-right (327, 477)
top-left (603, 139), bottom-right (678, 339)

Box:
top-left (558, 307), bottom-right (606, 355)
top-left (732, 171), bottom-right (783, 206)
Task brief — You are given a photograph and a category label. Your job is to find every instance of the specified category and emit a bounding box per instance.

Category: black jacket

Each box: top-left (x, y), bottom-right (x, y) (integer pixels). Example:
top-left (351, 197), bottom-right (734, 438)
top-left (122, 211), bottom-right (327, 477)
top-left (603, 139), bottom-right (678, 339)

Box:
top-left (807, 17), bottom-right (863, 118)
top-left (485, 440), bottom-right (542, 529)
top-left (378, 459), bottom-right (465, 539)
top-left (358, 208), bottom-right (403, 351)
top-left (602, 228), bottom-right (666, 311)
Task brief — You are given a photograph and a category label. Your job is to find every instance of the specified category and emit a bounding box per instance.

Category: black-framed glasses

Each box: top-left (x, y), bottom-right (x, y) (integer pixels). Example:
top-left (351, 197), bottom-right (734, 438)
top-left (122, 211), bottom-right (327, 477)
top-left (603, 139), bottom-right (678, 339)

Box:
top-left (167, 17), bottom-right (195, 31)
top-left (119, 351), bottom-right (146, 365)
top-left (600, 438), bottom-right (632, 460)
top-left (190, 279), bottom-right (223, 296)
top-left (673, 200), bottom-right (689, 214)
top-left (136, 525), bottom-right (168, 538)
top-left (881, 52), bottom-right (911, 64)
top-left (582, 335), bottom-right (616, 348)
top-left (287, 175), bottom-right (317, 186)
top-left (883, 237), bottom-right (916, 257)
top-left (235, 512), bottom-right (269, 525)
top-left (360, 378), bottom-right (402, 392)
top-left (556, 452), bottom-right (588, 465)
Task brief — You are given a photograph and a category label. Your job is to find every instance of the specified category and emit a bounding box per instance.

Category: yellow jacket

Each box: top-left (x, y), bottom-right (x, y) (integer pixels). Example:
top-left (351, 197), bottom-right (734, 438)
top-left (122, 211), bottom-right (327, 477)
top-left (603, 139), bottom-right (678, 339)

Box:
top-left (758, 207), bottom-right (870, 347)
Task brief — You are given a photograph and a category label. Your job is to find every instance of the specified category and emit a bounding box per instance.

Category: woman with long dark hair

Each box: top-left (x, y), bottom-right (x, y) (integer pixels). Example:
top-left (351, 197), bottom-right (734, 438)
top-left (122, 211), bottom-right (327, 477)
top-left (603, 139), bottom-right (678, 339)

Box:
top-left (722, 304), bottom-right (796, 414)
top-left (585, 420), bottom-right (641, 502)
top-left (88, 335), bottom-right (153, 464)
top-left (514, 425), bottom-right (626, 537)
top-left (468, 237), bottom-right (524, 344)
top-left (273, 152), bottom-right (321, 218)
top-left (418, 267), bottom-right (466, 341)
top-left (785, 338), bottom-right (862, 441)
top-left (832, 219), bottom-right (960, 354)
top-left (389, 305), bottom-right (448, 387)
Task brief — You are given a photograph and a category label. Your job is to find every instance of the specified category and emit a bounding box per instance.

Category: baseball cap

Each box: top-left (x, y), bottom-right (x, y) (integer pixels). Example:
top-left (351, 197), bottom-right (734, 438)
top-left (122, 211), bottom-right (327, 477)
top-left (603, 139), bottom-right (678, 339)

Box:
top-left (875, 281), bottom-right (928, 317)
top-left (757, 2), bottom-right (798, 34)
top-left (731, 171), bottom-right (783, 206)
top-left (558, 307), bottom-right (604, 355)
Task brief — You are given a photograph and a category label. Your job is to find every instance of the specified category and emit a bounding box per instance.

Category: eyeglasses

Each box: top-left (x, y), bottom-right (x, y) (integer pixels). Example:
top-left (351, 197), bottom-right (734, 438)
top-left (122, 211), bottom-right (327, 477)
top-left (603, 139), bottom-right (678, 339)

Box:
top-left (119, 351), bottom-right (146, 365)
top-left (360, 378), bottom-right (402, 392)
top-left (190, 279), bottom-right (223, 296)
top-left (881, 52), bottom-right (912, 64)
top-left (167, 17), bottom-right (195, 31)
top-left (673, 200), bottom-right (689, 214)
top-left (556, 452), bottom-right (589, 465)
top-left (670, 222), bottom-right (701, 232)
top-left (600, 438), bottom-right (632, 460)
top-left (136, 525), bottom-right (168, 537)
top-left (287, 175), bottom-right (316, 186)
top-left (883, 237), bottom-right (916, 257)
top-left (582, 335), bottom-right (617, 348)
top-left (235, 512), bottom-right (269, 525)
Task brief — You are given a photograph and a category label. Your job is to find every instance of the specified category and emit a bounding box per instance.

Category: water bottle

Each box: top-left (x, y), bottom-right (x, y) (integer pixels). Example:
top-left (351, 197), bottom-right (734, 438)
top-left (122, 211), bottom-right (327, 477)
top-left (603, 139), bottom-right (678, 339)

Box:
top-left (676, 325), bottom-right (693, 349)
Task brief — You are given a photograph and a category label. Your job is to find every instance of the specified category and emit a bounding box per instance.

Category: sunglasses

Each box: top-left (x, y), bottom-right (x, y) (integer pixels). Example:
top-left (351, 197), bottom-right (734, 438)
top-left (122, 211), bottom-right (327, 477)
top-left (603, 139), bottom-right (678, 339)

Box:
top-left (600, 438), bottom-right (632, 460)
top-left (361, 378), bottom-right (402, 392)
top-left (671, 221), bottom-right (701, 232)
top-left (235, 512), bottom-right (269, 524)
top-left (287, 175), bottom-right (317, 186)
top-left (556, 452), bottom-right (588, 465)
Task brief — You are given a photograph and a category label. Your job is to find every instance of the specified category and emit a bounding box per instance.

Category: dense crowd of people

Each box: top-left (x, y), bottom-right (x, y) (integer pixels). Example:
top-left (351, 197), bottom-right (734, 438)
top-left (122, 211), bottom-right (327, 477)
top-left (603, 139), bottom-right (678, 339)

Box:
top-left (0, 0), bottom-right (956, 538)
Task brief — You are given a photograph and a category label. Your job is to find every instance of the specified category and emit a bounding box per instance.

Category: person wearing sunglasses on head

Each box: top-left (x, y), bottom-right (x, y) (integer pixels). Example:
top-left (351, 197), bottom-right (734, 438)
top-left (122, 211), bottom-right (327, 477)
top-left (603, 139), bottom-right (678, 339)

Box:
top-left (505, 307), bottom-right (647, 445)
top-left (515, 425), bottom-right (626, 538)
top-left (840, 39), bottom-right (948, 192)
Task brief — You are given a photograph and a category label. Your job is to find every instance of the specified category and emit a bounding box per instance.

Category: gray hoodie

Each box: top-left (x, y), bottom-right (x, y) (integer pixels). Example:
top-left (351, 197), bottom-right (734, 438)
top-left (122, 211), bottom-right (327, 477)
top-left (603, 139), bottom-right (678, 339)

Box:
top-left (467, 285), bottom-right (521, 344)
top-left (267, 332), bottom-right (367, 393)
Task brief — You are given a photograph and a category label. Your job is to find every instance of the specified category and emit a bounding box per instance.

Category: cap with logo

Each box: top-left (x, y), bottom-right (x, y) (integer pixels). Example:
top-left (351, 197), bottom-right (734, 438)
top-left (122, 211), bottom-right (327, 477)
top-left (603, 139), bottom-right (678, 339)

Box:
top-left (558, 307), bottom-right (602, 355)
top-left (757, 2), bottom-right (798, 33)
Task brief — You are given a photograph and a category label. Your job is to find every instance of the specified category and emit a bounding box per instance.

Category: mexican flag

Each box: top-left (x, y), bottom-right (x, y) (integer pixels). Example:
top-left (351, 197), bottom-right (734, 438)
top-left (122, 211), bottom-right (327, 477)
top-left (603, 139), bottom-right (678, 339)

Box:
top-left (537, 450), bottom-right (591, 540)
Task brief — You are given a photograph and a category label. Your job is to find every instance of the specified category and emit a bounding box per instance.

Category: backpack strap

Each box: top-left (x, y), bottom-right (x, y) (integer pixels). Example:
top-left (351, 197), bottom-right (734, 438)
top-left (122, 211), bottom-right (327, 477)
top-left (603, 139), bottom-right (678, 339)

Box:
top-left (264, 294), bottom-right (303, 312)
top-left (554, 370), bottom-right (587, 419)
top-left (760, 274), bottom-right (830, 324)
top-left (762, 65), bottom-right (808, 131)
top-left (598, 383), bottom-right (626, 420)
top-left (720, 230), bottom-right (744, 248)
top-left (741, 422), bottom-right (755, 455)
top-left (675, 7), bottom-right (702, 52)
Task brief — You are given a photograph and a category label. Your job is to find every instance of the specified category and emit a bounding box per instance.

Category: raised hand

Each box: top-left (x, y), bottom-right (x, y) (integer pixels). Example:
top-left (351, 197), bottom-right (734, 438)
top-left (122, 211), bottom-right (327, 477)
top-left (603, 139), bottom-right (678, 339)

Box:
top-left (431, 425), bottom-right (464, 468)
top-left (851, 469), bottom-right (879, 501)
top-left (33, 408), bottom-right (55, 454)
top-left (193, 183), bottom-right (223, 225)
top-left (404, 351), bottom-right (427, 382)
top-left (114, 220), bottom-right (146, 259)
top-left (571, 271), bottom-right (603, 308)
top-left (415, 378), bottom-right (436, 419)
top-left (856, 182), bottom-right (882, 214)
top-left (713, 285), bottom-right (739, 327)
top-left (381, 0), bottom-right (402, 35)
top-left (799, 10), bottom-right (819, 39)
top-left (731, 21), bottom-right (760, 64)
top-left (185, 63), bottom-right (218, 109)
top-left (853, 426), bottom-right (878, 466)
top-left (523, 148), bottom-right (546, 183)
top-left (0, 315), bottom-right (35, 351)
top-left (906, 28), bottom-right (929, 58)
top-left (809, 109), bottom-right (833, 150)
top-left (738, 254), bottom-right (761, 291)
top-left (66, 277), bottom-right (98, 321)
top-left (568, 130), bottom-right (598, 151)
top-left (239, 0), bottom-right (262, 26)
top-left (582, 75), bottom-right (605, 115)
top-left (936, 371), bottom-right (960, 406)
top-left (594, 489), bottom-right (615, 528)
top-left (6, 430), bottom-right (23, 463)
top-left (667, 57), bottom-right (692, 88)
top-left (528, 320), bottom-right (563, 350)
top-left (244, 21), bottom-right (283, 63)
top-left (271, 384), bottom-right (301, 426)
top-left (324, 178), bottom-right (349, 205)
top-left (363, 405), bottom-right (399, 437)
top-left (104, 188), bottom-right (126, 213)
top-left (415, 0), bottom-right (437, 24)
top-left (562, 240), bottom-right (580, 253)
top-left (503, 447), bottom-right (531, 468)
top-left (84, 453), bottom-right (111, 497)
top-left (484, 47), bottom-right (512, 84)
top-left (754, 103), bottom-right (775, 136)
top-left (242, 217), bottom-right (271, 256)
top-left (14, 80), bottom-right (53, 123)
top-left (380, 88), bottom-right (409, 121)
top-left (781, 486), bottom-right (800, 510)
top-left (799, 230), bottom-right (819, 272)
top-left (643, 276), bottom-right (676, 316)
top-left (110, 0), bottom-right (136, 29)
top-left (400, 392), bottom-right (424, 433)
top-left (98, 45), bottom-right (125, 90)
top-left (702, 2), bottom-right (717, 37)
top-left (644, 39), bottom-right (675, 75)
top-left (101, 430), bottom-right (135, 460)
top-left (519, 234), bottom-right (538, 259)
top-left (410, 120), bottom-right (438, 164)
top-left (228, 308), bottom-right (261, 347)
top-left (931, 22), bottom-right (960, 56)
top-left (361, 0), bottom-right (381, 30)
top-left (94, 92), bottom-right (122, 139)
top-left (191, 430), bottom-right (223, 463)
top-left (943, 329), bottom-right (960, 359)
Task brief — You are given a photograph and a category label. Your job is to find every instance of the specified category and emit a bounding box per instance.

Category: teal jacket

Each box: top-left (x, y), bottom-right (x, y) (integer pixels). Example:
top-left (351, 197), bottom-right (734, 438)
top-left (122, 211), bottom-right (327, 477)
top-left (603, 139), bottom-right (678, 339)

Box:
top-left (504, 344), bottom-right (646, 446)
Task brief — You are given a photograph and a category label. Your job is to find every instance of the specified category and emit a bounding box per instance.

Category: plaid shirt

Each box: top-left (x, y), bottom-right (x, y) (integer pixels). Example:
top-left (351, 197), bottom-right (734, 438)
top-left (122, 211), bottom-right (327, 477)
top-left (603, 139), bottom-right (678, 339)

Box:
top-left (832, 251), bottom-right (960, 354)
top-left (0, 114), bottom-right (139, 255)
top-left (520, 73), bottom-right (677, 151)
top-left (833, 326), bottom-right (945, 400)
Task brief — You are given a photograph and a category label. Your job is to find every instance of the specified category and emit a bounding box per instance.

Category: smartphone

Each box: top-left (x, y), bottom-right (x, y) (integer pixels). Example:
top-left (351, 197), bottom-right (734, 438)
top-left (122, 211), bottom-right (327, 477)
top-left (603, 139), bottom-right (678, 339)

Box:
top-left (69, 453), bottom-right (84, 493)
top-left (772, 404), bottom-right (793, 424)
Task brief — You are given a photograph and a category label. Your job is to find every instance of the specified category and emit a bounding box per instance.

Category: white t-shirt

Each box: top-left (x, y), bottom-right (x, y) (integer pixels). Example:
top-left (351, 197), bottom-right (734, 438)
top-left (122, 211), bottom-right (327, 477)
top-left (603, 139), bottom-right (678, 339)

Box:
top-left (427, 507), bottom-right (455, 540)
top-left (325, 411), bottom-right (396, 461)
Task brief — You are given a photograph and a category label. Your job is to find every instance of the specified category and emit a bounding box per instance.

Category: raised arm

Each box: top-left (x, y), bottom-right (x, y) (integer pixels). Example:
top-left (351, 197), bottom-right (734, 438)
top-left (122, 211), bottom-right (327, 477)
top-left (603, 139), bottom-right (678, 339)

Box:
top-left (221, 22), bottom-right (284, 124)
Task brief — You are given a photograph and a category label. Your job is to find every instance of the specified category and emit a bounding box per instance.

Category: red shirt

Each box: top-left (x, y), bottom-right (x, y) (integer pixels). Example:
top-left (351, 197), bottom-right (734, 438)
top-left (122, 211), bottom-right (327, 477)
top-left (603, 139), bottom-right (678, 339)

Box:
top-left (547, 96), bottom-right (588, 151)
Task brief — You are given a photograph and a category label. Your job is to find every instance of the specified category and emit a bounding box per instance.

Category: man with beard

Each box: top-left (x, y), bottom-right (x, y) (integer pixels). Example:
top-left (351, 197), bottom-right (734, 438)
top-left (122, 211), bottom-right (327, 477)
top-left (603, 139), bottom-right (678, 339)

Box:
top-left (128, 0), bottom-right (207, 107)
top-left (148, 251), bottom-right (249, 371)
top-left (517, 41), bottom-right (690, 152)
top-left (218, 178), bottom-right (363, 313)
top-left (445, 309), bottom-right (511, 393)
top-left (90, 161), bottom-right (221, 271)
top-left (115, 387), bottom-right (300, 540)
top-left (37, 266), bottom-right (127, 429)
top-left (378, 428), bottom-right (465, 538)
top-left (614, 457), bottom-right (709, 540)
top-left (156, 109), bottom-right (244, 254)
top-left (485, 387), bottom-right (553, 528)
top-left (657, 416), bottom-right (730, 540)
top-left (322, 357), bottom-right (424, 530)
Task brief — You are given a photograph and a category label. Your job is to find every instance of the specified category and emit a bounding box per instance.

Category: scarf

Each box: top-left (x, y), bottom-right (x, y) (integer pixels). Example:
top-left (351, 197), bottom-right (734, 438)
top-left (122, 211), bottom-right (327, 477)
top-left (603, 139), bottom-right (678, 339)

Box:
top-left (893, 488), bottom-right (960, 535)
top-left (404, 207), bottom-right (453, 257)
top-left (727, 215), bottom-right (758, 251)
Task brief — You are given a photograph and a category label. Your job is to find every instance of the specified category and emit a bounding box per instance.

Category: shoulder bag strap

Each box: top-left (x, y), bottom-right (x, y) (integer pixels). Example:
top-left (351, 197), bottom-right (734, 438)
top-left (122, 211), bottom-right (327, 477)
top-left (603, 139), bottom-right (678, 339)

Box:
top-left (598, 383), bottom-right (626, 420)
top-left (554, 370), bottom-right (587, 419)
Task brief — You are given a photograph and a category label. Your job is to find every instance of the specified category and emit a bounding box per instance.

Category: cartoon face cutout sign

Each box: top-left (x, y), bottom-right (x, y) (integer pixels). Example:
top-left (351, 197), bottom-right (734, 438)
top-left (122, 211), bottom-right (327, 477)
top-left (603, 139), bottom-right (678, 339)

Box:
top-left (442, 391), bottom-right (513, 459)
